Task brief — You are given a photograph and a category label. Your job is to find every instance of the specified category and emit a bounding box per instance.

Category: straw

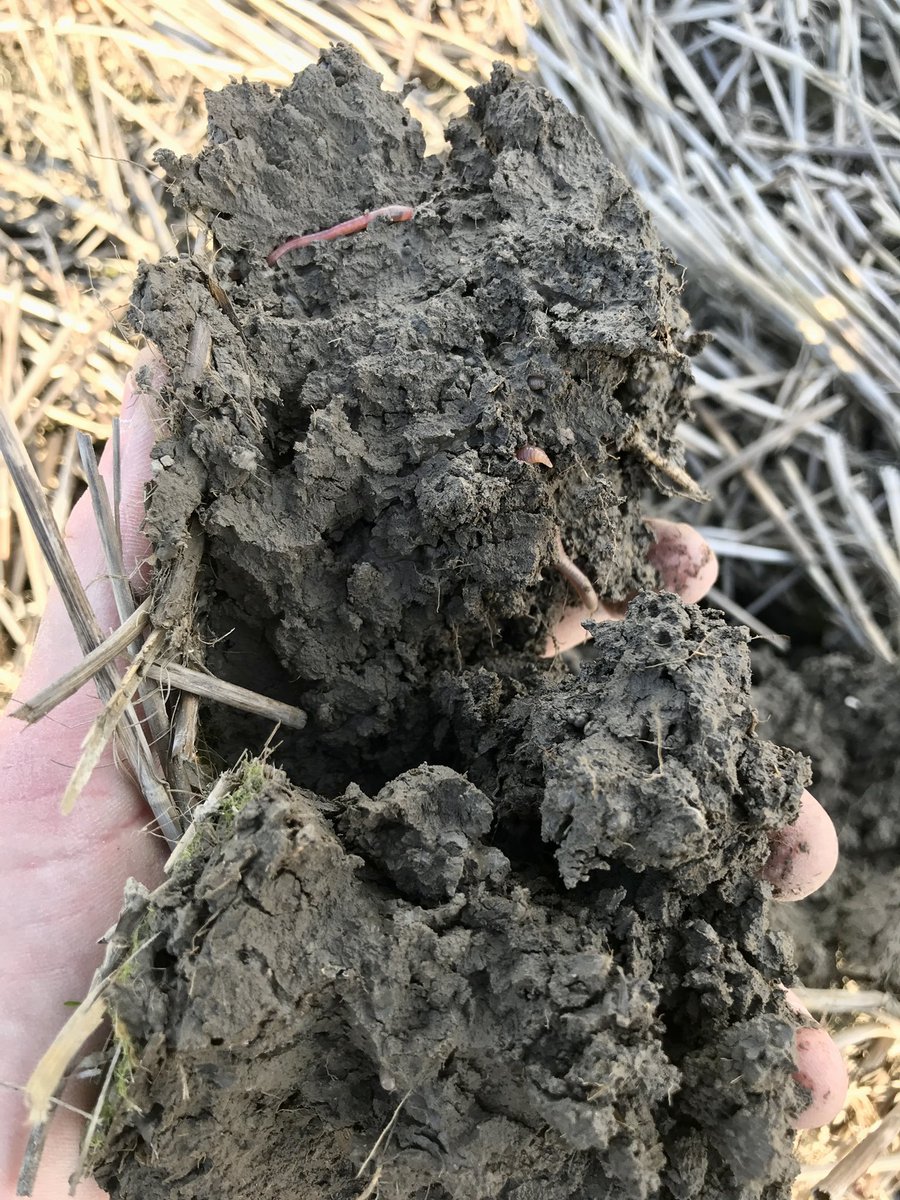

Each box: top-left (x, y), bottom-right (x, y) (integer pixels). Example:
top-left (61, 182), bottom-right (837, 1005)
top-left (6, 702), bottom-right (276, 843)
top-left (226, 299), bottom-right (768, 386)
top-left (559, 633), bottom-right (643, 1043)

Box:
top-left (532, 0), bottom-right (900, 658)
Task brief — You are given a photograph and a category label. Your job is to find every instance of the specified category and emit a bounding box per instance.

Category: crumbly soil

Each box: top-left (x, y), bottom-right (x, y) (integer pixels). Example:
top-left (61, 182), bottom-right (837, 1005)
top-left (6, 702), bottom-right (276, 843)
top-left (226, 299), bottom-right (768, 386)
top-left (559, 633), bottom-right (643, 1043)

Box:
top-left (135, 44), bottom-right (702, 795)
top-left (90, 47), bottom-right (813, 1200)
top-left (754, 652), bottom-right (900, 993)
top-left (95, 598), bottom-right (808, 1200)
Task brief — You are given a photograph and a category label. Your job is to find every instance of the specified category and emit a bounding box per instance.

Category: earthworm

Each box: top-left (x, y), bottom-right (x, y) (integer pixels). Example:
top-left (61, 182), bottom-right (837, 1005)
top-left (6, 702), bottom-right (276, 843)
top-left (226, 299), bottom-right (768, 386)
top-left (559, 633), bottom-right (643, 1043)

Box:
top-left (553, 531), bottom-right (600, 613)
top-left (516, 445), bottom-right (554, 468)
top-left (267, 204), bottom-right (415, 266)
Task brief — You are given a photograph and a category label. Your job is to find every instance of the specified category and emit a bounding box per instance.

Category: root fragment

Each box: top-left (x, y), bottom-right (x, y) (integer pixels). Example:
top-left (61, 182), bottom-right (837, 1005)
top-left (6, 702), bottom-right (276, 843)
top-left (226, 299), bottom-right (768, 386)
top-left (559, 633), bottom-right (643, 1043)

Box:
top-left (624, 428), bottom-right (710, 502)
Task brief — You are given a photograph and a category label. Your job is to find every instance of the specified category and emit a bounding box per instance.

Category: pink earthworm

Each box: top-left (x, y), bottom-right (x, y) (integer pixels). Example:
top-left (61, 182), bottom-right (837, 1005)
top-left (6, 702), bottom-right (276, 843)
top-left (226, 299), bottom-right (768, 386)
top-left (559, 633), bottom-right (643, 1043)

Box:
top-left (516, 445), bottom-right (554, 468)
top-left (267, 204), bottom-right (415, 266)
top-left (553, 531), bottom-right (600, 613)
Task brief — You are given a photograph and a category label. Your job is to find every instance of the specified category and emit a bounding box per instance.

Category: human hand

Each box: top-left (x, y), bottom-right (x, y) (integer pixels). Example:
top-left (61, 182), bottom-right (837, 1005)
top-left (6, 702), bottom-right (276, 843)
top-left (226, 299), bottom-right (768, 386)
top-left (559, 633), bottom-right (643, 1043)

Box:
top-left (0, 351), bottom-right (166, 1199)
top-left (545, 517), bottom-right (846, 1130)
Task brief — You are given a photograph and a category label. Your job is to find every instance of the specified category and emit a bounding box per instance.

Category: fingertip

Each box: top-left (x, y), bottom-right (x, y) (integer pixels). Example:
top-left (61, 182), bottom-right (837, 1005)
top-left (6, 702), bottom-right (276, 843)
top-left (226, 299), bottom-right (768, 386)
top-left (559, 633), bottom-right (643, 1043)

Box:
top-left (541, 601), bottom-right (624, 657)
top-left (762, 789), bottom-right (839, 901)
top-left (645, 518), bottom-right (718, 604)
top-left (784, 990), bottom-right (848, 1129)
top-left (119, 347), bottom-right (166, 466)
top-left (111, 348), bottom-right (169, 589)
top-left (542, 605), bottom-right (592, 657)
top-left (123, 346), bottom-right (167, 418)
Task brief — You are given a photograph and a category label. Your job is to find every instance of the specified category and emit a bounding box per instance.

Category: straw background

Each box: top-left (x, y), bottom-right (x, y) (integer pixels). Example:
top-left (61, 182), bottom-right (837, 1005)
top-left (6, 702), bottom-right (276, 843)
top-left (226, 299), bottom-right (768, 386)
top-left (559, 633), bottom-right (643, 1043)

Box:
top-left (1, 0), bottom-right (898, 1195)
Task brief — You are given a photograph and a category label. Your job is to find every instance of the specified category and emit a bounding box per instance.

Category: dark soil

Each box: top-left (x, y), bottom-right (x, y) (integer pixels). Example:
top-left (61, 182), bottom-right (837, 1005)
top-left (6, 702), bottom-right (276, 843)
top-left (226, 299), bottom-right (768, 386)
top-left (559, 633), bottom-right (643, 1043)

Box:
top-left (95, 598), bottom-right (808, 1200)
top-left (754, 652), bottom-right (900, 994)
top-left (90, 47), bottom-right (817, 1200)
top-left (135, 44), bottom-right (700, 795)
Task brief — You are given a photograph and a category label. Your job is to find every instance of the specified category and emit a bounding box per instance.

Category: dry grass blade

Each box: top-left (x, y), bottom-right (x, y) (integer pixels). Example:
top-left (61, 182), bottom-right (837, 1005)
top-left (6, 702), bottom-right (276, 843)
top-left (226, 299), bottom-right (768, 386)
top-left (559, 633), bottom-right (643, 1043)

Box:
top-left (167, 690), bottom-right (202, 808)
top-left (696, 404), bottom-right (857, 646)
top-left (813, 1094), bottom-right (900, 1199)
top-left (0, 404), bottom-right (179, 842)
top-left (75, 432), bottom-right (134, 625)
top-left (70, 1041), bottom-right (122, 1195)
top-left (697, 395), bottom-right (846, 493)
top-left (15, 1085), bottom-right (62, 1197)
top-left (145, 661), bottom-right (308, 730)
top-left (10, 598), bottom-right (150, 723)
top-left (22, 994), bottom-right (106, 1127)
top-left (832, 1025), bottom-right (900, 1052)
top-left (793, 988), bottom-right (900, 1021)
top-left (705, 585), bottom-right (790, 651)
top-left (780, 458), bottom-right (895, 663)
top-left (0, 591), bottom-right (27, 647)
top-left (76, 431), bottom-right (171, 749)
top-left (19, 922), bottom-right (160, 1188)
top-left (163, 769), bottom-right (233, 873)
top-left (62, 627), bottom-right (165, 815)
top-left (822, 432), bottom-right (900, 605)
top-left (0, 406), bottom-right (104, 659)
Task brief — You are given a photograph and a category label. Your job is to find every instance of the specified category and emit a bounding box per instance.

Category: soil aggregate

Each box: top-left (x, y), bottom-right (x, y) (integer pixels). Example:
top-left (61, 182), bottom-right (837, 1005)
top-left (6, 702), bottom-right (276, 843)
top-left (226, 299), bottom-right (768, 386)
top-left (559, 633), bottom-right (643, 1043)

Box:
top-left (89, 47), bottom-right (821, 1200)
top-left (135, 43), bottom-right (700, 794)
top-left (95, 598), bottom-right (807, 1200)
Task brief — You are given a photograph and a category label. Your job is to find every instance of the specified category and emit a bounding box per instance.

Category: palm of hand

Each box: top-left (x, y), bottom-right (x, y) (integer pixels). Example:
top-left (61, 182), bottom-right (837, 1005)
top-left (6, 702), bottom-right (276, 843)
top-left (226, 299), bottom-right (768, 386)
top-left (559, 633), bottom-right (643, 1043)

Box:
top-left (0, 376), bottom-right (165, 1199)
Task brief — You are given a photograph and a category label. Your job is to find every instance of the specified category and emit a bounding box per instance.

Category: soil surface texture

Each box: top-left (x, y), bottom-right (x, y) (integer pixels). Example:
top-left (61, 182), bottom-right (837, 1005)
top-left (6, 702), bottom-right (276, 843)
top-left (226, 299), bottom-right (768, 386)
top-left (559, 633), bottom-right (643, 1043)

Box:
top-left (755, 653), bottom-right (900, 993)
top-left (136, 44), bottom-right (700, 795)
top-left (92, 48), bottom-right (815, 1200)
top-left (96, 599), bottom-right (807, 1200)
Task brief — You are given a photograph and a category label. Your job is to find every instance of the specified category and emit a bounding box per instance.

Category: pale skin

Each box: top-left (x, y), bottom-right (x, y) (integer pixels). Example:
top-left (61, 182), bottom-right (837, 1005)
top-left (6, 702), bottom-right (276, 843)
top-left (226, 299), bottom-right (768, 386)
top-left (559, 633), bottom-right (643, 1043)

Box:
top-left (0, 354), bottom-right (845, 1198)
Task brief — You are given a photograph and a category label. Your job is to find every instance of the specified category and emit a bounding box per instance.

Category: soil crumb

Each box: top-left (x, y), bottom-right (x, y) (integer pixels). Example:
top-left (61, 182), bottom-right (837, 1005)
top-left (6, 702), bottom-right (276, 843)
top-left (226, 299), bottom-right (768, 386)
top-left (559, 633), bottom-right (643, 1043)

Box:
top-left (136, 44), bottom-right (699, 794)
top-left (95, 598), bottom-right (808, 1200)
top-left (91, 48), bottom-right (816, 1200)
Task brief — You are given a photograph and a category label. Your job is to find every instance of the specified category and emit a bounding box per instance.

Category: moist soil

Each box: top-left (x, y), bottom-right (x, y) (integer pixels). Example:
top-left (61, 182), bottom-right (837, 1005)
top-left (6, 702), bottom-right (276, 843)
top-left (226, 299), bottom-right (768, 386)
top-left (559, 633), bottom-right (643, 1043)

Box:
top-left (754, 653), bottom-right (900, 996)
top-left (91, 47), bottom-right (820, 1200)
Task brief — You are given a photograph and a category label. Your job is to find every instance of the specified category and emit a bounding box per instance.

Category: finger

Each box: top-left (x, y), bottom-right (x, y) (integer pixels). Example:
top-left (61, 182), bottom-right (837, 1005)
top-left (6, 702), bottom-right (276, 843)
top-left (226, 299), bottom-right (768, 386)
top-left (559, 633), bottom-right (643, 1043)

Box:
top-left (761, 789), bottom-right (839, 901)
top-left (541, 598), bottom-right (624, 656)
top-left (784, 988), bottom-right (848, 1129)
top-left (105, 346), bottom-right (165, 593)
top-left (542, 522), bottom-right (719, 656)
top-left (17, 348), bottom-right (163, 696)
top-left (644, 518), bottom-right (719, 604)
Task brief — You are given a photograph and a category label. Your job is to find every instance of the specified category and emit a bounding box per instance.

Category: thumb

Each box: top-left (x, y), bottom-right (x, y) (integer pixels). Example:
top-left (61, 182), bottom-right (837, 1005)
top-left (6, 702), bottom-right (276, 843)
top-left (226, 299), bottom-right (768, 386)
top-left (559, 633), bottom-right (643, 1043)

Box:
top-left (19, 349), bottom-right (161, 698)
top-left (0, 352), bottom-right (167, 1197)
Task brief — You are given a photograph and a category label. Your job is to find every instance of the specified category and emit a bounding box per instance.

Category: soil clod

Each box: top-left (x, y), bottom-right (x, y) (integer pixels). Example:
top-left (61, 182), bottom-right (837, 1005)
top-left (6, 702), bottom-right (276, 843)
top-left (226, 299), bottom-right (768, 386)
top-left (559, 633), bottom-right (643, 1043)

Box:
top-left (89, 47), bottom-right (816, 1200)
